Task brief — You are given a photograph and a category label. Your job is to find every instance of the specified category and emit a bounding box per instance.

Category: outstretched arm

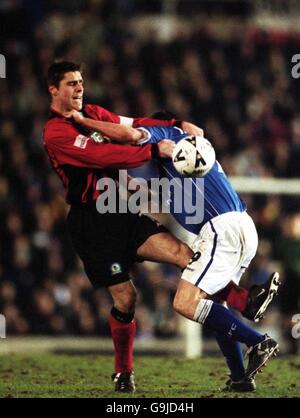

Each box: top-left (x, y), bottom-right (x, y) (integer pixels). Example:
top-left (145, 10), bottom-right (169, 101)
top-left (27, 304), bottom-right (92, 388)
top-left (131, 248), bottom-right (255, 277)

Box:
top-left (63, 110), bottom-right (146, 144)
top-left (64, 110), bottom-right (204, 144)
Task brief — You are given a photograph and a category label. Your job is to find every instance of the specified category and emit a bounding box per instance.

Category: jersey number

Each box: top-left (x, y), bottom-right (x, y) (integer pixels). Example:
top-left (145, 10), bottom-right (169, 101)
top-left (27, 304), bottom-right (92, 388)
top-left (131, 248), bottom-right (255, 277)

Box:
top-left (188, 251), bottom-right (201, 264)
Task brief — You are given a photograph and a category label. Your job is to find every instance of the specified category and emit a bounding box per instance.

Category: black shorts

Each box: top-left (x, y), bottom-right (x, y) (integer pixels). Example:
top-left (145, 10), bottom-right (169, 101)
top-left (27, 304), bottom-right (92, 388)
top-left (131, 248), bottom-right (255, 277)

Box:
top-left (67, 204), bottom-right (168, 288)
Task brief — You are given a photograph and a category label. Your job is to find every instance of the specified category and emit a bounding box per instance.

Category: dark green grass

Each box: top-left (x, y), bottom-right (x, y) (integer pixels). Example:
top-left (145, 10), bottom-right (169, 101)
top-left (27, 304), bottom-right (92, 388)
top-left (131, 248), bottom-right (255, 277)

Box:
top-left (0, 354), bottom-right (299, 398)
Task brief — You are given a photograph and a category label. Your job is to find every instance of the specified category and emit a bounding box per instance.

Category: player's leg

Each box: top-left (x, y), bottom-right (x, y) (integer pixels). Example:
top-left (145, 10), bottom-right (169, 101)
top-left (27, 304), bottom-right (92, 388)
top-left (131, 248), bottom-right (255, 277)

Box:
top-left (242, 272), bottom-right (281, 322)
top-left (216, 283), bottom-right (249, 314)
top-left (214, 331), bottom-right (255, 392)
top-left (136, 231), bottom-right (193, 269)
top-left (219, 212), bottom-right (281, 322)
top-left (210, 295), bottom-right (255, 391)
top-left (66, 207), bottom-right (143, 393)
top-left (173, 213), bottom-right (279, 378)
top-left (203, 295), bottom-right (249, 389)
top-left (100, 214), bottom-right (192, 392)
top-left (108, 280), bottom-right (137, 393)
top-left (230, 214), bottom-right (280, 321)
top-left (104, 212), bottom-right (190, 392)
top-left (173, 279), bottom-right (266, 347)
top-left (220, 273), bottom-right (281, 322)
top-left (174, 279), bottom-right (278, 378)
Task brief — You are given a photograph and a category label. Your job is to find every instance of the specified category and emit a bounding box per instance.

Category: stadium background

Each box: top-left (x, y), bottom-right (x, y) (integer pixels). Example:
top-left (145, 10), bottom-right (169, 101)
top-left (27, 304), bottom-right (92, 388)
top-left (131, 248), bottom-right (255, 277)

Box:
top-left (0, 0), bottom-right (299, 358)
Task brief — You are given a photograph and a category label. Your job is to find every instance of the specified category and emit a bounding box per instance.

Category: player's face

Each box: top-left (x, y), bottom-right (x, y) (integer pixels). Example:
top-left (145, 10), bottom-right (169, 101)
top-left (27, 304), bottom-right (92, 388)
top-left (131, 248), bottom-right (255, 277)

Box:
top-left (51, 71), bottom-right (84, 111)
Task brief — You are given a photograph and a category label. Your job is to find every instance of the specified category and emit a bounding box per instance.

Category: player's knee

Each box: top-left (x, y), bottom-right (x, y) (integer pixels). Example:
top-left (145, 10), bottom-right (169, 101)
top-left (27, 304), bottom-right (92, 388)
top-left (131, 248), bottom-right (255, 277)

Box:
top-left (126, 290), bottom-right (137, 312)
top-left (173, 294), bottom-right (196, 319)
top-left (114, 288), bottom-right (137, 313)
top-left (173, 285), bottom-right (208, 319)
top-left (173, 291), bottom-right (190, 317)
top-left (173, 293), bottom-right (183, 315)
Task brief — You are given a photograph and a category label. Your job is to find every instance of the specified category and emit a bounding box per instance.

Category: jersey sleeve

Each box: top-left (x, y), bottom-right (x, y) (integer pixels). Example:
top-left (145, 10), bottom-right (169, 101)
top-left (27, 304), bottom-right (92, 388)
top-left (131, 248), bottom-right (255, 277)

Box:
top-left (44, 119), bottom-right (154, 170)
top-left (136, 126), bottom-right (186, 145)
top-left (132, 116), bottom-right (178, 128)
top-left (85, 104), bottom-right (121, 123)
top-left (86, 104), bottom-right (178, 128)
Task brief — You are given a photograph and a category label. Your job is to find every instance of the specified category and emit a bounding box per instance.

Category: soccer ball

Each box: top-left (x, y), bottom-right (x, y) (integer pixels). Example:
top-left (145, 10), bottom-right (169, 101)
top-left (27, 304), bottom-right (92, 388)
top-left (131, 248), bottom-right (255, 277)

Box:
top-left (172, 135), bottom-right (216, 177)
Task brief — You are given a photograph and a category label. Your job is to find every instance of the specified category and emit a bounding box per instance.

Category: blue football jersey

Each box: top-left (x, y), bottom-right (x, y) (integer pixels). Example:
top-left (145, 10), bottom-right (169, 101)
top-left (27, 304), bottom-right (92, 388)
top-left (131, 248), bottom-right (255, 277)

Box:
top-left (138, 126), bottom-right (246, 234)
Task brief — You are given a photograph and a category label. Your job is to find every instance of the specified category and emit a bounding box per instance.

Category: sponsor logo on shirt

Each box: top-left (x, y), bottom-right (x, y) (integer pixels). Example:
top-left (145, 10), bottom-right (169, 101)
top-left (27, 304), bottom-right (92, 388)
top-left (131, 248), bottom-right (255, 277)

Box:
top-left (74, 135), bottom-right (89, 149)
top-left (90, 131), bottom-right (105, 143)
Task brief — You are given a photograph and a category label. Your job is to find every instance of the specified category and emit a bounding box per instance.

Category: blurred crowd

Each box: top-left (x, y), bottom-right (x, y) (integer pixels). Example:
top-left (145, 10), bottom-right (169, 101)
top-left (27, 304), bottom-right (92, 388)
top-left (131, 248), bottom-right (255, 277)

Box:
top-left (0, 0), bottom-right (299, 353)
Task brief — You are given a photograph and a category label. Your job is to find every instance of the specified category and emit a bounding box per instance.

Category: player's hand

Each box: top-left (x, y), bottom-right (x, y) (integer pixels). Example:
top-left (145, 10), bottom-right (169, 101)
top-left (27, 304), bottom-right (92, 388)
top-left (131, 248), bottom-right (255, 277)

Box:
top-left (63, 109), bottom-right (84, 124)
top-left (157, 139), bottom-right (176, 158)
top-left (181, 121), bottom-right (204, 137)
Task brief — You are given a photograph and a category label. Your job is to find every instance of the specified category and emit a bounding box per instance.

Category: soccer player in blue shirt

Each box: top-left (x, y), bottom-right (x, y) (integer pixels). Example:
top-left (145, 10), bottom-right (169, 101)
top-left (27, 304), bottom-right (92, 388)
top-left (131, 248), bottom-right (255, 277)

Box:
top-left (136, 116), bottom-right (281, 390)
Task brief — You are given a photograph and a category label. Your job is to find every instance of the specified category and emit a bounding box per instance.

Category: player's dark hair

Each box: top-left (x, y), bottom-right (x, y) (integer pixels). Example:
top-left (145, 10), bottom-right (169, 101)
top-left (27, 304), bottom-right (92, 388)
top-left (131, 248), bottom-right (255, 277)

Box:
top-left (151, 110), bottom-right (178, 121)
top-left (47, 61), bottom-right (82, 87)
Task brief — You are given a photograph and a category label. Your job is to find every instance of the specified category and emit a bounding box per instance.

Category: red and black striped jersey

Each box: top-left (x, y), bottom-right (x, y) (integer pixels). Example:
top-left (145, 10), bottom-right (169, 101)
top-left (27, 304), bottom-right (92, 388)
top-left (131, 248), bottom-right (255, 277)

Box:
top-left (43, 104), bottom-right (177, 205)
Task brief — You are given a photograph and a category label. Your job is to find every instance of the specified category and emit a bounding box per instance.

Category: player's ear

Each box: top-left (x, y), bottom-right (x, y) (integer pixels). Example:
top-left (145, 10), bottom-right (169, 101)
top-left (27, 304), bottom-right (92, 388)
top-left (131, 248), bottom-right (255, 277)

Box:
top-left (49, 85), bottom-right (59, 96)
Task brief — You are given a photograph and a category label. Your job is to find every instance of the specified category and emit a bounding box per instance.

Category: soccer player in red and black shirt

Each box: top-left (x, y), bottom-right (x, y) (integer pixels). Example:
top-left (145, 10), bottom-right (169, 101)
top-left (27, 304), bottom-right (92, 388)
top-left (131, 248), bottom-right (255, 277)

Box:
top-left (43, 61), bottom-right (202, 392)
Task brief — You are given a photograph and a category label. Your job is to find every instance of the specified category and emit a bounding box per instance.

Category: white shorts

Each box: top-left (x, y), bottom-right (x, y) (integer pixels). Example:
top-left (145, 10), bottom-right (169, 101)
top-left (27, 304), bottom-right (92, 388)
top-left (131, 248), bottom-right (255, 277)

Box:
top-left (181, 211), bottom-right (258, 295)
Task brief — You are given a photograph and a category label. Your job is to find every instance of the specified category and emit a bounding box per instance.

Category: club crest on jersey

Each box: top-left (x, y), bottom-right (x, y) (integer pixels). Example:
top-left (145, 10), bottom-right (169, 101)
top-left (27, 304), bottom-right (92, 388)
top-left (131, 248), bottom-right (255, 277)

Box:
top-left (90, 131), bottom-right (105, 143)
top-left (74, 134), bottom-right (89, 149)
top-left (111, 263), bottom-right (122, 276)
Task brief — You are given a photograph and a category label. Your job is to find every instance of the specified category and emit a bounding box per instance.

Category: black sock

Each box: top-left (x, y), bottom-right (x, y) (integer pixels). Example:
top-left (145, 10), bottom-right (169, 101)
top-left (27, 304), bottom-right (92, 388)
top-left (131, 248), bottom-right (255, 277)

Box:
top-left (111, 307), bottom-right (134, 324)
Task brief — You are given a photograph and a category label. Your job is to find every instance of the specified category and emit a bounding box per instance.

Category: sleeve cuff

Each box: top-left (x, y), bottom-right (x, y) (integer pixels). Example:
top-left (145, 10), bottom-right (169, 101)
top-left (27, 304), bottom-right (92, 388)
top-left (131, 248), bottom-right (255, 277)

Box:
top-left (136, 127), bottom-right (152, 145)
top-left (119, 116), bottom-right (134, 127)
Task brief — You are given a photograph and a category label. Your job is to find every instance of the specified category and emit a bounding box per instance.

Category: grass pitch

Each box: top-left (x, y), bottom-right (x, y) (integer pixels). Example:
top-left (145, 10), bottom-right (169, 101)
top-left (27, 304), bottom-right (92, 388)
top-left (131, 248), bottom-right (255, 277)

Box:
top-left (0, 353), bottom-right (299, 398)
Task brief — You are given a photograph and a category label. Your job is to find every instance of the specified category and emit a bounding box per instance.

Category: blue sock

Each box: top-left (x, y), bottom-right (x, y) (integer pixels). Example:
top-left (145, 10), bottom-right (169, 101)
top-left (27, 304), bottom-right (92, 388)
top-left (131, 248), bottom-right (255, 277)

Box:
top-left (204, 302), bottom-right (264, 347)
top-left (215, 331), bottom-right (245, 382)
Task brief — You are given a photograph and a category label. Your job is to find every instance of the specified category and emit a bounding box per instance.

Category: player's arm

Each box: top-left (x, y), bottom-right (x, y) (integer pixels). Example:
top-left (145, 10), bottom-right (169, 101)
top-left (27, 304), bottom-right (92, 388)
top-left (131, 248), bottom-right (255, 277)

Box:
top-left (134, 117), bottom-right (203, 137)
top-left (63, 111), bottom-right (186, 148)
top-left (180, 121), bottom-right (204, 137)
top-left (88, 104), bottom-right (204, 136)
top-left (44, 120), bottom-right (174, 170)
top-left (134, 118), bottom-right (203, 137)
top-left (63, 110), bottom-right (149, 144)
